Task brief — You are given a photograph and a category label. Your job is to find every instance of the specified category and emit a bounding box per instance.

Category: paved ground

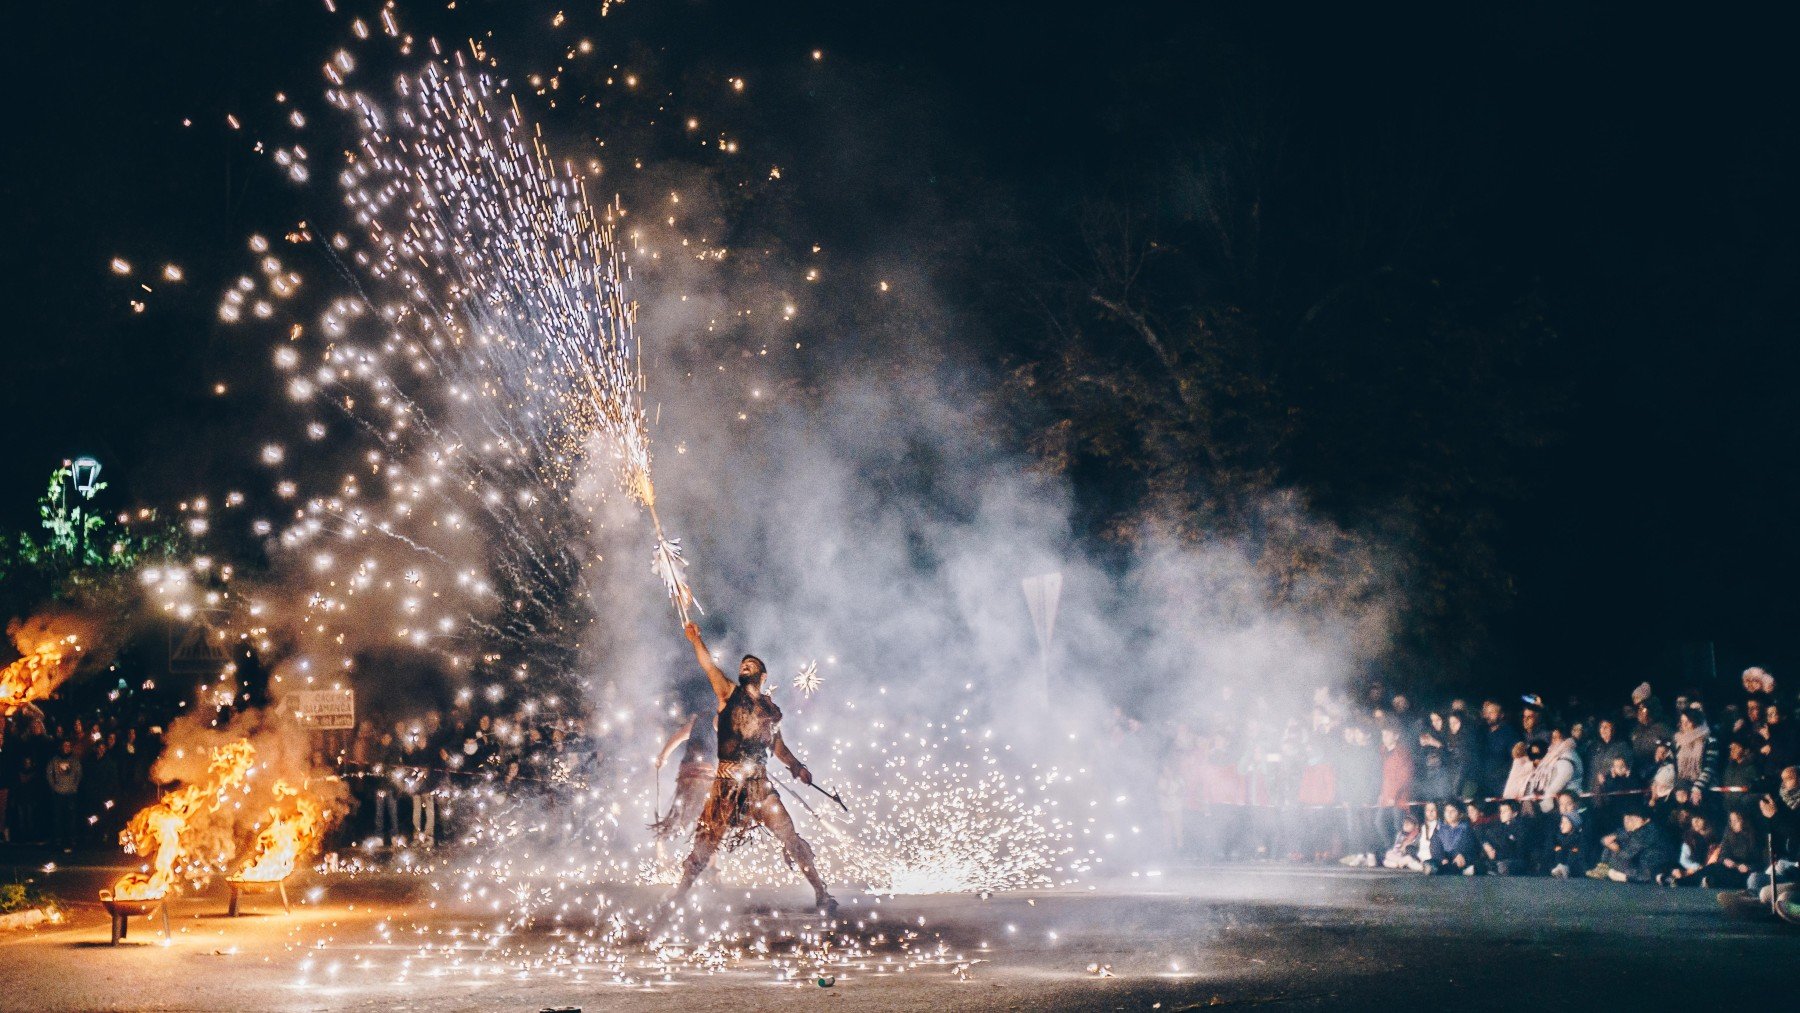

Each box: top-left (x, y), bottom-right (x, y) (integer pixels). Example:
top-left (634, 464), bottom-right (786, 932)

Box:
top-left (2, 853), bottom-right (1793, 1011)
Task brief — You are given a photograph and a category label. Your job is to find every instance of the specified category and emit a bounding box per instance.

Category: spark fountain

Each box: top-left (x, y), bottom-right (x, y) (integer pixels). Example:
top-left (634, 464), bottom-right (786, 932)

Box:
top-left (97, 0), bottom-right (1097, 989)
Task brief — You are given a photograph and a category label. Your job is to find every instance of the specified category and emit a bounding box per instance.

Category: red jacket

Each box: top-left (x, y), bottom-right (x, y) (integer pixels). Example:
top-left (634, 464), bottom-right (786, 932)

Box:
top-left (1378, 745), bottom-right (1414, 806)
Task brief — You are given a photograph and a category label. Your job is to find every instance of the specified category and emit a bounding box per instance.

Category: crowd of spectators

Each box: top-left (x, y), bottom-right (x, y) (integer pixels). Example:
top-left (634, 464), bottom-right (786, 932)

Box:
top-left (0, 700), bottom-right (166, 850)
top-left (0, 683), bottom-right (598, 857)
top-left (1146, 667), bottom-right (1799, 901)
top-left (328, 704), bottom-right (604, 851)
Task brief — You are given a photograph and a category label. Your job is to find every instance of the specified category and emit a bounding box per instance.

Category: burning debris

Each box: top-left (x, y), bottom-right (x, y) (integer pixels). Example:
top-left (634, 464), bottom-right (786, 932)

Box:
top-left (111, 741), bottom-right (258, 902)
top-left (0, 615), bottom-right (86, 711)
top-left (110, 711), bottom-right (345, 905)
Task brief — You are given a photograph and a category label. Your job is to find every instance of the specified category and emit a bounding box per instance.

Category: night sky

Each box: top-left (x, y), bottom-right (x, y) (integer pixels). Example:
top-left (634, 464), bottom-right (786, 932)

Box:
top-left (5, 1), bottom-right (1796, 695)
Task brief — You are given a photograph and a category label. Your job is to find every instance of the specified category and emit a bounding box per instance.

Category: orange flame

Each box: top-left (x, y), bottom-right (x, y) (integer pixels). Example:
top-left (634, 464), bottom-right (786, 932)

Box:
top-left (233, 781), bottom-right (328, 882)
top-left (0, 631), bottom-right (82, 711)
top-left (108, 741), bottom-right (258, 901)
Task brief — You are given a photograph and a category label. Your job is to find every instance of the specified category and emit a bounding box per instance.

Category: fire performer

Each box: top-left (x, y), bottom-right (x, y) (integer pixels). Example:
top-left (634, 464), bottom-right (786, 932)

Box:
top-left (666, 621), bottom-right (836, 915)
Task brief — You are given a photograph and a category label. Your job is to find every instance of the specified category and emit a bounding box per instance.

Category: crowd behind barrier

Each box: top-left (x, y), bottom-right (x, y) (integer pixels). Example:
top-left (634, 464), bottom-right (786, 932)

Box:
top-left (1131, 668), bottom-right (1799, 900)
top-left (7, 663), bottom-right (1799, 911)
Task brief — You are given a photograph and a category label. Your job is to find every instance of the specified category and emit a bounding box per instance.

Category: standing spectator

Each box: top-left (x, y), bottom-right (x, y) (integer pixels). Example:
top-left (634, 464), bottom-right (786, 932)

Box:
top-left (0, 722), bottom-right (13, 843)
top-left (1671, 708), bottom-right (1718, 792)
top-left (1155, 757), bottom-right (1185, 856)
top-left (1414, 713), bottom-right (1451, 803)
top-left (406, 717), bottom-right (440, 850)
top-left (1442, 711), bottom-right (1476, 799)
top-left (1738, 667), bottom-right (1774, 713)
top-left (46, 739), bottom-right (82, 851)
top-left (1755, 701), bottom-right (1796, 773)
top-left (1519, 699), bottom-right (1550, 747)
top-left (1501, 741), bottom-right (1535, 800)
top-left (1630, 701), bottom-right (1672, 770)
top-left (14, 717), bottom-right (53, 843)
top-left (1375, 726), bottom-right (1413, 855)
top-left (1478, 700), bottom-right (1521, 800)
top-left (1646, 740), bottom-right (1677, 799)
top-left (78, 739), bottom-right (121, 844)
top-left (1524, 730), bottom-right (1583, 813)
top-left (1336, 724), bottom-right (1381, 867)
top-left (1719, 739), bottom-right (1763, 818)
top-left (1732, 698), bottom-right (1765, 739)
top-left (1587, 718), bottom-right (1632, 794)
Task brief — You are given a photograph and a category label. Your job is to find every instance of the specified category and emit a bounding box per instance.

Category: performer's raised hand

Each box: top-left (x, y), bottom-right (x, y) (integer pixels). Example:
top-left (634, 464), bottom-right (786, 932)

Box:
top-left (684, 621), bottom-right (703, 645)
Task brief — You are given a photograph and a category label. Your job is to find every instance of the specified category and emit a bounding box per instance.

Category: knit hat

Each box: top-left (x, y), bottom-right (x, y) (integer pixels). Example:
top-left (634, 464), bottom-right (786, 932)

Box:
top-left (1631, 682), bottom-right (1653, 705)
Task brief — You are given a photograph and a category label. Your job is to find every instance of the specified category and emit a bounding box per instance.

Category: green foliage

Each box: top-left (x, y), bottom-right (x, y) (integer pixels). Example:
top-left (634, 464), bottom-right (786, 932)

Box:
top-left (0, 464), bottom-right (187, 616)
top-left (0, 878), bottom-right (51, 915)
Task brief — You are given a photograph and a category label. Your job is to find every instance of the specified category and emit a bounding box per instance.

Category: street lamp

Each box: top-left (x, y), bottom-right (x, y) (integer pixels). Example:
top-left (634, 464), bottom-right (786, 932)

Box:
top-left (71, 456), bottom-right (102, 499)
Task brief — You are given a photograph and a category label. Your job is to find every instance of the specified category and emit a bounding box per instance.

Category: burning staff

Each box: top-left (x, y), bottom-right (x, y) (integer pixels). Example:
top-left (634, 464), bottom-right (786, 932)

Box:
top-left (665, 621), bottom-right (837, 915)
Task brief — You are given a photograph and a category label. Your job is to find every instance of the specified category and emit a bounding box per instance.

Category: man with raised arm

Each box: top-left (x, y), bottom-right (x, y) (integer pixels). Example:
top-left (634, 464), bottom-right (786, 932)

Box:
top-left (665, 621), bottom-right (836, 915)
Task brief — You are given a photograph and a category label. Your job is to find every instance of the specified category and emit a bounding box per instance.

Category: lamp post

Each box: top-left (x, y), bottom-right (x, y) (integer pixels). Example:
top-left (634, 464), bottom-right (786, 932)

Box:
top-left (71, 456), bottom-right (102, 499)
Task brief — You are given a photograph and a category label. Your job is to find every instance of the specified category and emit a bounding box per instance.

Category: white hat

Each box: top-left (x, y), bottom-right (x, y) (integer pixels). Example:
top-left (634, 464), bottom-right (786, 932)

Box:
top-left (1631, 682), bottom-right (1652, 705)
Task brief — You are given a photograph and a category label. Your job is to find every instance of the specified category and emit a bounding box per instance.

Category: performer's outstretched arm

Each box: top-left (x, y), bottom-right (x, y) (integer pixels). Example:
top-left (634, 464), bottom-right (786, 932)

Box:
top-left (774, 732), bottom-right (812, 785)
top-left (684, 621), bottom-right (735, 704)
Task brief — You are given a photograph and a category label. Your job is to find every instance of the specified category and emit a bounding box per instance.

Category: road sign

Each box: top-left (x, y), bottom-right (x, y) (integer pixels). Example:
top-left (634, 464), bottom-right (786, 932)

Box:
top-left (291, 688), bottom-right (355, 730)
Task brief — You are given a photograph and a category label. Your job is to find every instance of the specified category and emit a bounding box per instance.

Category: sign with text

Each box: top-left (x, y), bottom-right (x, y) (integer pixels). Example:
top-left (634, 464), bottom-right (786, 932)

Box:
top-left (291, 688), bottom-right (355, 730)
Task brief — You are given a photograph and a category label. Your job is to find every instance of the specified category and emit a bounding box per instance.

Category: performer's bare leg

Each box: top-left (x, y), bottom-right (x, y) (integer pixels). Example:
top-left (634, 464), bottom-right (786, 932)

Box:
top-left (671, 821), bottom-right (725, 904)
top-left (758, 794), bottom-right (834, 910)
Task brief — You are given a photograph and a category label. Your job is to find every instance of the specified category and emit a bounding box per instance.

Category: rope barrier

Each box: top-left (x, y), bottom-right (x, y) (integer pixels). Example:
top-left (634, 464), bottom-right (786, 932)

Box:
top-left (1177, 783), bottom-right (1765, 811)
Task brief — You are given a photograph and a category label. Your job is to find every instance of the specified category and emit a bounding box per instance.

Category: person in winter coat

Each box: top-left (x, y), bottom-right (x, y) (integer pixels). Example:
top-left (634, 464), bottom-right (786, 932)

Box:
top-left (1587, 718), bottom-right (1634, 794)
top-left (1382, 814), bottom-right (1424, 871)
top-left (1755, 701), bottom-right (1797, 773)
top-left (1442, 712), bottom-right (1476, 800)
top-left (45, 739), bottom-right (82, 851)
top-left (1478, 701), bottom-right (1522, 800)
top-left (1414, 801), bottom-right (1442, 868)
top-left (1746, 784), bottom-right (1799, 895)
top-left (1683, 808), bottom-right (1760, 888)
top-left (1501, 741), bottom-right (1536, 800)
top-left (77, 740), bottom-right (121, 844)
top-left (1594, 810), bottom-right (1676, 884)
top-left (1630, 701), bottom-right (1672, 770)
top-left (1336, 724), bottom-right (1383, 867)
top-left (1480, 800), bottom-right (1529, 875)
top-left (1374, 726), bottom-right (1413, 855)
top-left (1522, 731), bottom-right (1583, 813)
top-left (1414, 713), bottom-right (1452, 803)
top-left (1549, 806), bottom-right (1589, 878)
top-left (1671, 708), bottom-right (1719, 792)
top-left (1428, 803), bottom-right (1481, 875)
top-left (1661, 812), bottom-right (1720, 885)
top-left (1718, 739), bottom-right (1764, 818)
